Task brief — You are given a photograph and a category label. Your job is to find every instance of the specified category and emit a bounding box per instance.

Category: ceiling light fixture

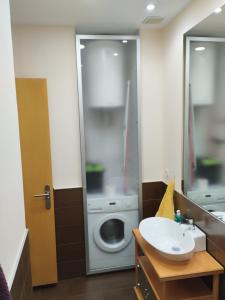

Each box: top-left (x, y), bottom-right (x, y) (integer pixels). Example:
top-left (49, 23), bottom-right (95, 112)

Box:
top-left (146, 3), bottom-right (155, 11)
top-left (80, 44), bottom-right (85, 50)
top-left (214, 7), bottom-right (222, 14)
top-left (195, 46), bottom-right (206, 52)
top-left (113, 52), bottom-right (119, 56)
top-left (122, 40), bottom-right (128, 44)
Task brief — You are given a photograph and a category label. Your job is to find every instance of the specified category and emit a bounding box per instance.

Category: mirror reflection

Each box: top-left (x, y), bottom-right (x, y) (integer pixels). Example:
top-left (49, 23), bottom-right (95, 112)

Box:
top-left (184, 5), bottom-right (225, 222)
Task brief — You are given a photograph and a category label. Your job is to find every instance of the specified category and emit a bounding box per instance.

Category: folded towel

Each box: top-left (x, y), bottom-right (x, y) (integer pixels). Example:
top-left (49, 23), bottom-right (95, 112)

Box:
top-left (0, 266), bottom-right (11, 300)
top-left (155, 181), bottom-right (175, 220)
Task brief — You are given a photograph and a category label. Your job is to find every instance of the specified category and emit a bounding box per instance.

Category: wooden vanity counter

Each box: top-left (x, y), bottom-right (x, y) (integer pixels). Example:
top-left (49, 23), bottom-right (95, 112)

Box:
top-left (133, 228), bottom-right (224, 300)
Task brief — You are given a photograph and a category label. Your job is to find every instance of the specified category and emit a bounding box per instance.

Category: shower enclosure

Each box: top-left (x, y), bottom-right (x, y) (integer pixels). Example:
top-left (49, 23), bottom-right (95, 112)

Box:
top-left (76, 35), bottom-right (141, 273)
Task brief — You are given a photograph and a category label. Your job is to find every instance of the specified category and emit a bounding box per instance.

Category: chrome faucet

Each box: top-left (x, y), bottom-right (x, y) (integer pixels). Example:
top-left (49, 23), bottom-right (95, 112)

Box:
top-left (185, 218), bottom-right (195, 230)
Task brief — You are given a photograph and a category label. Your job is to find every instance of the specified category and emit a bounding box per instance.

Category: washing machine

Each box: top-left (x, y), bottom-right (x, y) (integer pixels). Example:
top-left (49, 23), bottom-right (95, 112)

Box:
top-left (187, 188), bottom-right (225, 205)
top-left (86, 194), bottom-right (139, 274)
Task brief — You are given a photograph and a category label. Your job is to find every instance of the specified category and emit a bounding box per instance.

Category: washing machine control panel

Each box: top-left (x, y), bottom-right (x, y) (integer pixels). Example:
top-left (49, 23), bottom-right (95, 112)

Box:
top-left (87, 194), bottom-right (138, 213)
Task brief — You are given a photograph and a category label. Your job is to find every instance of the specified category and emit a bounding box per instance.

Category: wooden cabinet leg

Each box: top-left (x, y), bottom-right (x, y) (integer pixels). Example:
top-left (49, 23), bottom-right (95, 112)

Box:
top-left (161, 282), bottom-right (166, 300)
top-left (212, 274), bottom-right (219, 300)
top-left (135, 240), bottom-right (141, 286)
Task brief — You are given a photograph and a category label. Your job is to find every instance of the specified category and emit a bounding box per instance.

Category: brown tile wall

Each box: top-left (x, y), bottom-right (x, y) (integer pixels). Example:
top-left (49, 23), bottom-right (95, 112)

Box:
top-left (54, 188), bottom-right (86, 280)
top-left (142, 182), bottom-right (225, 299)
top-left (11, 234), bottom-right (33, 300)
top-left (53, 181), bottom-right (225, 298)
top-left (174, 191), bottom-right (225, 264)
top-left (174, 190), bottom-right (225, 299)
top-left (142, 181), bottom-right (167, 218)
top-left (10, 181), bottom-right (225, 297)
top-left (53, 182), bottom-right (166, 280)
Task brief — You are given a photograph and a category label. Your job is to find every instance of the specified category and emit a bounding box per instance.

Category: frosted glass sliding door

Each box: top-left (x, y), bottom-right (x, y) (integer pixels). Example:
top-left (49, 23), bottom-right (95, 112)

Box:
top-left (77, 36), bottom-right (140, 198)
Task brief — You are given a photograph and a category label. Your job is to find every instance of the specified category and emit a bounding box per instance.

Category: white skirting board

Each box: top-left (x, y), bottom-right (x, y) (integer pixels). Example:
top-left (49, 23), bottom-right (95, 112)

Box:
top-left (8, 228), bottom-right (28, 289)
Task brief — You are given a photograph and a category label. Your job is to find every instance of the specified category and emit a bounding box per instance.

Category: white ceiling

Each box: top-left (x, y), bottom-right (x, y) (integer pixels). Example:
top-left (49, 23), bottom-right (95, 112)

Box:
top-left (188, 4), bottom-right (225, 37)
top-left (10, 0), bottom-right (191, 34)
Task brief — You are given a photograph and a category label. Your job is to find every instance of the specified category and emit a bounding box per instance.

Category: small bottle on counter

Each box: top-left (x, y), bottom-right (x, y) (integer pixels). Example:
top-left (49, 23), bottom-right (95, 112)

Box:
top-left (175, 210), bottom-right (183, 224)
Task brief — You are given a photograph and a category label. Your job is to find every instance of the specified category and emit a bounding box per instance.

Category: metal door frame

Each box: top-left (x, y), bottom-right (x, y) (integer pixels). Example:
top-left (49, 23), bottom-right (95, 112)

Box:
top-left (76, 34), bottom-right (142, 274)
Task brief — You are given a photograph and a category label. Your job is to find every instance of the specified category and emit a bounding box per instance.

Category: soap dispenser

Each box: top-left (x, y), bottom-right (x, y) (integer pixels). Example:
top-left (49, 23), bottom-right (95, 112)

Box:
top-left (175, 210), bottom-right (183, 224)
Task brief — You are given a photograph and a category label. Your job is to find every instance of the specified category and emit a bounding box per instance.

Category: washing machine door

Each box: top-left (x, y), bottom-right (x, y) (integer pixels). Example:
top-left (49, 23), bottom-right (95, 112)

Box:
top-left (93, 214), bottom-right (133, 253)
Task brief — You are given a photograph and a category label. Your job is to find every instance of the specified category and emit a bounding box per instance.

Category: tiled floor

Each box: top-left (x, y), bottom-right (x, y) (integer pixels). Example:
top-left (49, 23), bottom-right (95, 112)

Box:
top-left (32, 270), bottom-right (135, 300)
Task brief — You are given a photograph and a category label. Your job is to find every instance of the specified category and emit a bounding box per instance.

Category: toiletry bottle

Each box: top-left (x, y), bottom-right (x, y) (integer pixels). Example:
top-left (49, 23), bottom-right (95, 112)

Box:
top-left (175, 210), bottom-right (183, 224)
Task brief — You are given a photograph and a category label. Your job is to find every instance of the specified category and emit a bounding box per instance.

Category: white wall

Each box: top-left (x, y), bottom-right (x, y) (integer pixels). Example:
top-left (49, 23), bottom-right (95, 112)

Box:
top-left (12, 26), bottom-right (82, 189)
top-left (140, 28), bottom-right (164, 182)
top-left (0, 0), bottom-right (26, 288)
top-left (162, 0), bottom-right (225, 191)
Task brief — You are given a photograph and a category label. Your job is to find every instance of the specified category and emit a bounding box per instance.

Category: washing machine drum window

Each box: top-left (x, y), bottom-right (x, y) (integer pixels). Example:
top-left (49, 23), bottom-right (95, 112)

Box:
top-left (100, 219), bottom-right (124, 244)
top-left (94, 214), bottom-right (133, 253)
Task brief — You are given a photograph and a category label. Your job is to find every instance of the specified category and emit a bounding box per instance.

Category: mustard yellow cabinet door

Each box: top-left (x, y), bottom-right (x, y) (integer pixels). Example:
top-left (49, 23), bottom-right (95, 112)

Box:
top-left (16, 78), bottom-right (58, 286)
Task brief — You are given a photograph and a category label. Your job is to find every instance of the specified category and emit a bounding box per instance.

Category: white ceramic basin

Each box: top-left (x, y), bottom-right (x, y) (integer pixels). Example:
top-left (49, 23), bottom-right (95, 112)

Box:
top-left (139, 217), bottom-right (195, 261)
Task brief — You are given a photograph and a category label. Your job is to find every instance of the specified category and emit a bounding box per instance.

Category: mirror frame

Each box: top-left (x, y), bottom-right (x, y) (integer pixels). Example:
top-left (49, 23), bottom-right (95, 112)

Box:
top-left (183, 36), bottom-right (225, 195)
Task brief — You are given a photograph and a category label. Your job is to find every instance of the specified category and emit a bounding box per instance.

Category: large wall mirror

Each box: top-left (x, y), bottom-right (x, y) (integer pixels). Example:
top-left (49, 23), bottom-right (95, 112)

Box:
top-left (184, 5), bottom-right (225, 223)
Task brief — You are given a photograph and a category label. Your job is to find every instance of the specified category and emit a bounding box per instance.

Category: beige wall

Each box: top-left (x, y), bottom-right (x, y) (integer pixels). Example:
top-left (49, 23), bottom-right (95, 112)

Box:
top-left (140, 28), bottom-right (164, 182)
top-left (162, 0), bottom-right (225, 191)
top-left (12, 26), bottom-right (82, 189)
top-left (3, 0), bottom-right (225, 289)
top-left (12, 26), bottom-right (165, 187)
top-left (12, 0), bottom-right (225, 190)
top-left (0, 1), bottom-right (26, 287)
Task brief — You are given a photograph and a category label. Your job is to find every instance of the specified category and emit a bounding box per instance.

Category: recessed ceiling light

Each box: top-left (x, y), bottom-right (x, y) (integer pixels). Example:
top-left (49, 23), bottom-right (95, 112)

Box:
top-left (113, 52), bottom-right (119, 56)
top-left (122, 40), bottom-right (128, 44)
top-left (214, 7), bottom-right (222, 14)
top-left (80, 44), bottom-right (85, 50)
top-left (146, 3), bottom-right (155, 11)
top-left (195, 46), bottom-right (206, 52)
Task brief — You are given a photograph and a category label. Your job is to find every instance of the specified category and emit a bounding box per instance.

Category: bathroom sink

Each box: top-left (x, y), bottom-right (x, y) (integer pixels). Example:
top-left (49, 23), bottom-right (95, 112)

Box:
top-left (139, 217), bottom-right (195, 261)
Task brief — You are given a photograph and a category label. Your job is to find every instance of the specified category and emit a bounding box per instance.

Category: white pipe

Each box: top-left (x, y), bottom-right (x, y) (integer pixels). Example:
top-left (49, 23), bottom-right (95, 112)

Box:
top-left (123, 80), bottom-right (131, 193)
